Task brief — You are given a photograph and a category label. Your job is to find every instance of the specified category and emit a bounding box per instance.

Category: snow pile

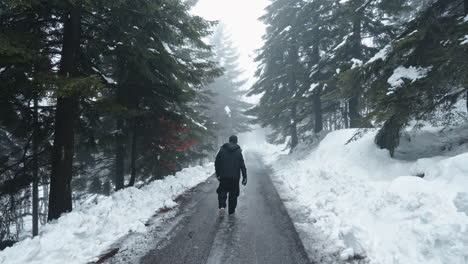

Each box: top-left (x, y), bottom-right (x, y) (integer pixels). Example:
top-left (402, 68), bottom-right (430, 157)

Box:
top-left (387, 65), bottom-right (432, 94)
top-left (263, 129), bottom-right (468, 264)
top-left (0, 164), bottom-right (214, 264)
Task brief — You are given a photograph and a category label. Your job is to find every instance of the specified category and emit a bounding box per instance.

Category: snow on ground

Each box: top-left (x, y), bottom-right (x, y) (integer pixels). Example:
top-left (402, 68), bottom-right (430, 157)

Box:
top-left (258, 128), bottom-right (468, 264)
top-left (0, 164), bottom-right (214, 264)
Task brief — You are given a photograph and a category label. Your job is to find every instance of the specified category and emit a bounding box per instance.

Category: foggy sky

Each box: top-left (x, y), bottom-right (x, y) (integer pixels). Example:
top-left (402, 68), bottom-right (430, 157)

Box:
top-left (192, 0), bottom-right (269, 99)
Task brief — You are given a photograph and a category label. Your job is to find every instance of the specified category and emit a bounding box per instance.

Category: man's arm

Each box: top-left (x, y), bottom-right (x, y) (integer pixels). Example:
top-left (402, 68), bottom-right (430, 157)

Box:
top-left (215, 149), bottom-right (222, 179)
top-left (239, 151), bottom-right (247, 183)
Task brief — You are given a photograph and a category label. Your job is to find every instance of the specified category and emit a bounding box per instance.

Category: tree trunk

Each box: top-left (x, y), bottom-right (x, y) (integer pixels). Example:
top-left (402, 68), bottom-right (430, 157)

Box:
top-left (290, 105), bottom-right (299, 150)
top-left (32, 96), bottom-right (39, 236)
top-left (114, 56), bottom-right (130, 191)
top-left (311, 31), bottom-right (323, 134)
top-left (115, 118), bottom-right (125, 191)
top-left (313, 87), bottom-right (323, 133)
top-left (343, 102), bottom-right (349, 128)
top-left (349, 95), bottom-right (360, 128)
top-left (48, 97), bottom-right (78, 221)
top-left (42, 183), bottom-right (48, 224)
top-left (348, 15), bottom-right (362, 128)
top-left (287, 39), bottom-right (299, 151)
top-left (128, 120), bottom-right (138, 187)
top-left (48, 1), bottom-right (82, 221)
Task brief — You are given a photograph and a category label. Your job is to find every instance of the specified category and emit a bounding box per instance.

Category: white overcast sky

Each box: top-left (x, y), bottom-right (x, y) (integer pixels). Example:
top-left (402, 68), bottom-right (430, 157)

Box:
top-left (191, 0), bottom-right (269, 91)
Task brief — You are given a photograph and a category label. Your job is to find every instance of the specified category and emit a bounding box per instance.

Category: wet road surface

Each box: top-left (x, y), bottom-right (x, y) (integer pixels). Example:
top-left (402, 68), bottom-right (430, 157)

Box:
top-left (134, 152), bottom-right (310, 264)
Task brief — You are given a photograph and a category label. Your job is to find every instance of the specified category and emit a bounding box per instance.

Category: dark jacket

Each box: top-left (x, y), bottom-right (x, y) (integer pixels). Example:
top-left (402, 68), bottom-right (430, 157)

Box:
top-left (215, 143), bottom-right (247, 181)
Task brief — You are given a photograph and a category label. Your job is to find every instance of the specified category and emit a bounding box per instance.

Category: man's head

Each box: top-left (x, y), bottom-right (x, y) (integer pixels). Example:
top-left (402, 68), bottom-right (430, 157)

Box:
top-left (229, 135), bottom-right (238, 144)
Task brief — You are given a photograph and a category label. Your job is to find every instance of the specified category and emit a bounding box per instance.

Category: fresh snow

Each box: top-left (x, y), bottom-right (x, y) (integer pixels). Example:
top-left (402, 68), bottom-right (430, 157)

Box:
top-left (0, 165), bottom-right (214, 264)
top-left (408, 30), bottom-right (419, 36)
top-left (224, 105), bottom-right (231, 118)
top-left (280, 25), bottom-right (292, 35)
top-left (188, 117), bottom-right (208, 130)
top-left (460, 35), bottom-right (468, 45)
top-left (333, 33), bottom-right (352, 51)
top-left (92, 67), bottom-right (116, 84)
top-left (103, 75), bottom-right (116, 84)
top-left (259, 128), bottom-right (468, 264)
top-left (350, 58), bottom-right (363, 69)
top-left (309, 83), bottom-right (319, 92)
top-left (162, 42), bottom-right (174, 55)
top-left (387, 65), bottom-right (432, 94)
top-left (366, 44), bottom-right (392, 64)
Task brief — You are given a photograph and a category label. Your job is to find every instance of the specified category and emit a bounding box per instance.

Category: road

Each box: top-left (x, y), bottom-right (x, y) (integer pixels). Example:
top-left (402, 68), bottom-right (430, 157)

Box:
top-left (107, 152), bottom-right (311, 264)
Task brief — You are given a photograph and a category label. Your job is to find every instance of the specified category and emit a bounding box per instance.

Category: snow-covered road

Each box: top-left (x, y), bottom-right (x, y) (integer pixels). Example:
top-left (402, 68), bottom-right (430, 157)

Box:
top-left (108, 152), bottom-right (310, 264)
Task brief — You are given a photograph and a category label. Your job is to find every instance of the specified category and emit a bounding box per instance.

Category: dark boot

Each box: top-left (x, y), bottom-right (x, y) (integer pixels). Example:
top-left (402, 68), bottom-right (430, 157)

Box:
top-left (228, 192), bottom-right (238, 214)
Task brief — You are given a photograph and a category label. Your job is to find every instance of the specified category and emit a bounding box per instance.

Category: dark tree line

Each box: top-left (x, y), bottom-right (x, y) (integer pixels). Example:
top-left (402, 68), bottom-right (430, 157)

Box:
top-left (249, 0), bottom-right (468, 153)
top-left (0, 0), bottom-right (229, 246)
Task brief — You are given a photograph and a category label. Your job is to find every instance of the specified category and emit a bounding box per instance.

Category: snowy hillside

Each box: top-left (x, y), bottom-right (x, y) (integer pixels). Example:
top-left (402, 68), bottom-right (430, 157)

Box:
top-left (261, 127), bottom-right (468, 264)
top-left (0, 164), bottom-right (214, 264)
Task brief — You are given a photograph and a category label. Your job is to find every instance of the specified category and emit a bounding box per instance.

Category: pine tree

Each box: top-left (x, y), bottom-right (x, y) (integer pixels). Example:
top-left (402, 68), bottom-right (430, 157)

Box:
top-left (0, 0), bottom-right (221, 235)
top-left (319, 0), bottom-right (402, 128)
top-left (204, 24), bottom-right (252, 146)
top-left (356, 0), bottom-right (468, 155)
top-left (86, 0), bottom-right (220, 185)
top-left (248, 0), bottom-right (308, 150)
top-left (297, 0), bottom-right (339, 134)
top-left (0, 0), bottom-right (56, 233)
top-left (48, 0), bottom-right (84, 221)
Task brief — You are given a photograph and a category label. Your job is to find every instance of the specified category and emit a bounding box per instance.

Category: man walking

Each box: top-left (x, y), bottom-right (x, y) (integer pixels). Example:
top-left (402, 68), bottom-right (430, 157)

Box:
top-left (215, 135), bottom-right (247, 216)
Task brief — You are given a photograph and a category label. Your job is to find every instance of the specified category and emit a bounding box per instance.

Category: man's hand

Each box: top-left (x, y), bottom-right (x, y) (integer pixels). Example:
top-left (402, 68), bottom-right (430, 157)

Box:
top-left (242, 177), bottom-right (247, 186)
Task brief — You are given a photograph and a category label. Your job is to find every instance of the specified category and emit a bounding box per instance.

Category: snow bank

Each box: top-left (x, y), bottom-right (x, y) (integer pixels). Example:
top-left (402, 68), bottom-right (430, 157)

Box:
top-left (262, 129), bottom-right (468, 264)
top-left (0, 164), bottom-right (214, 264)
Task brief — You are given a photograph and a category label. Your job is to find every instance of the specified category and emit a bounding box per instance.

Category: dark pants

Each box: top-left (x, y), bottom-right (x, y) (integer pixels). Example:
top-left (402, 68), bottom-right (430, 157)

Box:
top-left (217, 178), bottom-right (240, 214)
